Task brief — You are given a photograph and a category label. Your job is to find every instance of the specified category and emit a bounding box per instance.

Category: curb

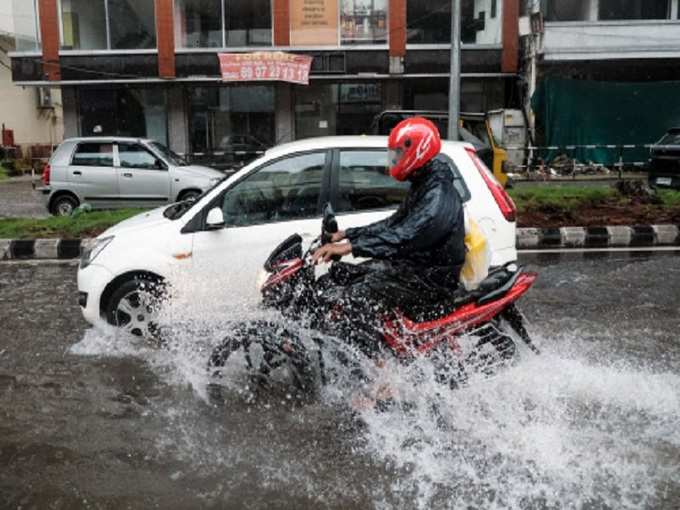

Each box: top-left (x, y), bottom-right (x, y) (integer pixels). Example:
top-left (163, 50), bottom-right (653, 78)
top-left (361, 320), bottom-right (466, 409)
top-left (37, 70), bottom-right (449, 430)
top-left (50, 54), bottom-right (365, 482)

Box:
top-left (515, 225), bottom-right (679, 249)
top-left (1, 225), bottom-right (679, 260)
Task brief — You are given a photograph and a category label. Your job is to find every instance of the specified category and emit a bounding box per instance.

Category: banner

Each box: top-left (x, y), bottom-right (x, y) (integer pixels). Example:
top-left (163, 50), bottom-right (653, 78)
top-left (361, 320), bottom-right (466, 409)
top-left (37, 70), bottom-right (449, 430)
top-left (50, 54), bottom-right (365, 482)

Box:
top-left (290, 0), bottom-right (339, 45)
top-left (218, 52), bottom-right (313, 85)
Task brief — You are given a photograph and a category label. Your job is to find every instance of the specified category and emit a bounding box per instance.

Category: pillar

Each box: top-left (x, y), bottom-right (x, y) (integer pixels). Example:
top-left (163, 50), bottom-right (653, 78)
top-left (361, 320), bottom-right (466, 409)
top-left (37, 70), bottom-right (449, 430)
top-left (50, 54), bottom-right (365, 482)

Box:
top-left (155, 0), bottom-right (176, 78)
top-left (502, 0), bottom-right (519, 73)
top-left (167, 86), bottom-right (189, 155)
top-left (275, 84), bottom-right (294, 143)
top-left (37, 0), bottom-right (60, 81)
top-left (61, 86), bottom-right (78, 137)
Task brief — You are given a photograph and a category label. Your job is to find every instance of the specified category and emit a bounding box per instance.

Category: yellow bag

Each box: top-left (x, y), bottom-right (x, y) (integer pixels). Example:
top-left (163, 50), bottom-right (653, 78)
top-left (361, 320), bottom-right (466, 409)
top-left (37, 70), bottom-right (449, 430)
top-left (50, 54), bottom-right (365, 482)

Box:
top-left (459, 216), bottom-right (491, 291)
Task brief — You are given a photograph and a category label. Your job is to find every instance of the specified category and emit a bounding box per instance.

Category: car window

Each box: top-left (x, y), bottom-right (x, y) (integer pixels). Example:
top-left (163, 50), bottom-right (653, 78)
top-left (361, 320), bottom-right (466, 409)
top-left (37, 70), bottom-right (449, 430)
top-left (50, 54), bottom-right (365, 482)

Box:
top-left (336, 150), bottom-right (470, 214)
top-left (337, 150), bottom-right (409, 213)
top-left (441, 154), bottom-right (471, 202)
top-left (117, 143), bottom-right (165, 170)
top-left (221, 151), bottom-right (326, 227)
top-left (71, 143), bottom-right (114, 167)
top-left (658, 131), bottom-right (680, 145)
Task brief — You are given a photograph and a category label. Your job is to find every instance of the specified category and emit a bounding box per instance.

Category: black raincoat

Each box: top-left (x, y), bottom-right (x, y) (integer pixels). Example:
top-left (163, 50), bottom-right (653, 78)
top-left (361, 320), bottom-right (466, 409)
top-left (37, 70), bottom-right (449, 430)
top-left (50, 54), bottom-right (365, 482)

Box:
top-left (319, 157), bottom-right (466, 354)
top-left (345, 156), bottom-right (466, 287)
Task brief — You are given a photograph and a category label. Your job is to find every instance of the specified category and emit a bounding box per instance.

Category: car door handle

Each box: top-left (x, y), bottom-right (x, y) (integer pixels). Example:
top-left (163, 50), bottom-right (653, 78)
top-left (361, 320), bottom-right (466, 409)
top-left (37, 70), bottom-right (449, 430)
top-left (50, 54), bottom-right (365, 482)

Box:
top-left (122, 173), bottom-right (133, 178)
top-left (72, 171), bottom-right (82, 176)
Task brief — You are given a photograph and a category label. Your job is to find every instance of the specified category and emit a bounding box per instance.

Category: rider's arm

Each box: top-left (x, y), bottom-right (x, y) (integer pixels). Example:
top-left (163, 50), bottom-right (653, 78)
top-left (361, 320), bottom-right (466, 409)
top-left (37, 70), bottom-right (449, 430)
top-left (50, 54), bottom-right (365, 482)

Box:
top-left (344, 201), bottom-right (407, 242)
top-left (348, 178), bottom-right (461, 260)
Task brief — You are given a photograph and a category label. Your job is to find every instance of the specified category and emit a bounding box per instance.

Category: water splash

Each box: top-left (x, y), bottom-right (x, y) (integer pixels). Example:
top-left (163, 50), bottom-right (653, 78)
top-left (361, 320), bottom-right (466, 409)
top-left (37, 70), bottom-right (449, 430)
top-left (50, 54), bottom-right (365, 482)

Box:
top-left (70, 265), bottom-right (680, 509)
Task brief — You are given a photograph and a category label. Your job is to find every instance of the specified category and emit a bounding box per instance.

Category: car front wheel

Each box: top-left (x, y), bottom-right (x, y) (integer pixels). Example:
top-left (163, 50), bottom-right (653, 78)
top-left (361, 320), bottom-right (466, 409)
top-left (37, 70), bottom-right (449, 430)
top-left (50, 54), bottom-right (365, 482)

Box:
top-left (105, 276), bottom-right (165, 339)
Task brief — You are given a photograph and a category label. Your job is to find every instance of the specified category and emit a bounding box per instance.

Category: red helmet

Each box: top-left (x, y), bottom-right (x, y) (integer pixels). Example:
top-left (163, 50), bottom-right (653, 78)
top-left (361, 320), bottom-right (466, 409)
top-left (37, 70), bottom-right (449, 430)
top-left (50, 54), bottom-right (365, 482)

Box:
top-left (387, 117), bottom-right (442, 181)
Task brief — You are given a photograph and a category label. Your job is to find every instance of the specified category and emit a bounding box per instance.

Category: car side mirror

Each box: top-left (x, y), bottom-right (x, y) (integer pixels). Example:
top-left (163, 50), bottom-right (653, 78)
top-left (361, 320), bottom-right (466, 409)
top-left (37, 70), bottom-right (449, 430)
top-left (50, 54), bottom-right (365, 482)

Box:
top-left (155, 159), bottom-right (166, 170)
top-left (206, 207), bottom-right (225, 230)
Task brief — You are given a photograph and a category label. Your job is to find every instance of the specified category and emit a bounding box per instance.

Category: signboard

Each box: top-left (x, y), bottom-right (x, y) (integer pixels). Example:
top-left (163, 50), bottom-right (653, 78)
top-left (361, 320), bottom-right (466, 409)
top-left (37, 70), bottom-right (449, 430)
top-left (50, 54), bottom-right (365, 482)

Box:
top-left (290, 0), bottom-right (339, 46)
top-left (218, 52), bottom-right (314, 85)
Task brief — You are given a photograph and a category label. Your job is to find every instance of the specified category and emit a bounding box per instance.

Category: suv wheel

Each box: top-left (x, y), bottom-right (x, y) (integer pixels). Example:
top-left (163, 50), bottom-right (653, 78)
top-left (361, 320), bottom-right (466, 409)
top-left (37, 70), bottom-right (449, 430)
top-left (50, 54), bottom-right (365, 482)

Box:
top-left (106, 276), bottom-right (165, 339)
top-left (52, 195), bottom-right (79, 216)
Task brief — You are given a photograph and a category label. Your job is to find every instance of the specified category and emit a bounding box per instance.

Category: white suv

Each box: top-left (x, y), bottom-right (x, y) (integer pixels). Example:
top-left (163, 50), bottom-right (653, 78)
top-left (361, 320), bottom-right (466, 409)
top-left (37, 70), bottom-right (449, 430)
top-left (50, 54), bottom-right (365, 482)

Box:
top-left (39, 137), bottom-right (224, 216)
top-left (77, 136), bottom-right (517, 336)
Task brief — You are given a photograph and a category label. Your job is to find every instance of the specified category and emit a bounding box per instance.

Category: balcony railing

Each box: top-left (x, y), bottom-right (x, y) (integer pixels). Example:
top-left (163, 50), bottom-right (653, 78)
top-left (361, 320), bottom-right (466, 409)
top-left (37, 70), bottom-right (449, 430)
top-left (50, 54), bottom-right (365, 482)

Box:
top-left (541, 20), bottom-right (680, 60)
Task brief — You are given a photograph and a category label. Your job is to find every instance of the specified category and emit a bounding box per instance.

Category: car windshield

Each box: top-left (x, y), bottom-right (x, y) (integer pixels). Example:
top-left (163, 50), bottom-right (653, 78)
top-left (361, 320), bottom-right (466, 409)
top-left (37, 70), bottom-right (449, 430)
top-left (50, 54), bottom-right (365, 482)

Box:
top-left (150, 141), bottom-right (188, 166)
top-left (657, 131), bottom-right (680, 146)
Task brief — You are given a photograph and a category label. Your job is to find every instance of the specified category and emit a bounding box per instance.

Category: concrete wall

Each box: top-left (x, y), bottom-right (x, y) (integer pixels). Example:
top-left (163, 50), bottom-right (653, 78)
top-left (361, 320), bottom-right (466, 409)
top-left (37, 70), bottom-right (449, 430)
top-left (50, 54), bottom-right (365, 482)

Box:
top-left (475, 0), bottom-right (503, 44)
top-left (0, 45), bottom-right (63, 148)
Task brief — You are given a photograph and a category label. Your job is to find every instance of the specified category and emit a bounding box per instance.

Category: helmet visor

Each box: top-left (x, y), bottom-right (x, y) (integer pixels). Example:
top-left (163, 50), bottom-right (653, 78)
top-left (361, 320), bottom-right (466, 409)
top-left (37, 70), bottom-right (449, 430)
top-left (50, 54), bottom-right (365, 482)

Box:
top-left (388, 148), bottom-right (403, 169)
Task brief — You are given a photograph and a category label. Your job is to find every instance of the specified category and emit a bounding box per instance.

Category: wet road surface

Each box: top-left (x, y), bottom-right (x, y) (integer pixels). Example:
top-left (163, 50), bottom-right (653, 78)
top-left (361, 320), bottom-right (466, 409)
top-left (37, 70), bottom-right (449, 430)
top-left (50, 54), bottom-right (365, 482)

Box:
top-left (0, 177), bottom-right (48, 218)
top-left (0, 253), bottom-right (679, 509)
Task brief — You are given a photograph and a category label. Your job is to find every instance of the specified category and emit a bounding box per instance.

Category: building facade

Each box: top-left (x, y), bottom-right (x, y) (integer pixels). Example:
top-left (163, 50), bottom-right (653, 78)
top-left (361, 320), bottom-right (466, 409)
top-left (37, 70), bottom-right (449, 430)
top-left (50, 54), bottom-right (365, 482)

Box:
top-left (9, 0), bottom-right (520, 169)
top-left (521, 0), bottom-right (680, 163)
top-left (1, 0), bottom-right (63, 157)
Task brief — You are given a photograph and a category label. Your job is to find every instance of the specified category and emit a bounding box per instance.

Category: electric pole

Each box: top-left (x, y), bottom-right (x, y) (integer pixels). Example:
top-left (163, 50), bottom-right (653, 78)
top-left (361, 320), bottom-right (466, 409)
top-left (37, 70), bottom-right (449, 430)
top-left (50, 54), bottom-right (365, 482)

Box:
top-left (447, 0), bottom-right (461, 141)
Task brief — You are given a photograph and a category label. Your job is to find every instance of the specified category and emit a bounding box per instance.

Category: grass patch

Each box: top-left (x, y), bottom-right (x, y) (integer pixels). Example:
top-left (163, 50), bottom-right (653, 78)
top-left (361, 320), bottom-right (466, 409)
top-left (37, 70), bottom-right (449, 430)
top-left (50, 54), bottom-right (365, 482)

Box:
top-left (0, 165), bottom-right (8, 181)
top-left (508, 185), bottom-right (619, 213)
top-left (657, 189), bottom-right (680, 207)
top-left (0, 209), bottom-right (144, 239)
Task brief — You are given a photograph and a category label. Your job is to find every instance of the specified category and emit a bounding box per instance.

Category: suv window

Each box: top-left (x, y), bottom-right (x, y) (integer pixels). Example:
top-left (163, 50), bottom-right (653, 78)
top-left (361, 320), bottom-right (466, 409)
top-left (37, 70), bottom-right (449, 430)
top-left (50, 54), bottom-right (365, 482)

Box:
top-left (337, 150), bottom-right (408, 212)
top-left (221, 151), bottom-right (326, 227)
top-left (72, 143), bottom-right (114, 167)
top-left (118, 143), bottom-right (164, 170)
top-left (336, 150), bottom-right (470, 213)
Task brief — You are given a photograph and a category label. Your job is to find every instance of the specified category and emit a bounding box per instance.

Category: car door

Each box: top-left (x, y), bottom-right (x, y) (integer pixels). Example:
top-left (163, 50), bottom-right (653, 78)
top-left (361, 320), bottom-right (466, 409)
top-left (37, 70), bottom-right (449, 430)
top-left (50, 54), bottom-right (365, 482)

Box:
top-left (190, 150), bottom-right (331, 302)
top-left (330, 148), bottom-right (471, 256)
top-left (115, 142), bottom-right (171, 207)
top-left (68, 142), bottom-right (119, 208)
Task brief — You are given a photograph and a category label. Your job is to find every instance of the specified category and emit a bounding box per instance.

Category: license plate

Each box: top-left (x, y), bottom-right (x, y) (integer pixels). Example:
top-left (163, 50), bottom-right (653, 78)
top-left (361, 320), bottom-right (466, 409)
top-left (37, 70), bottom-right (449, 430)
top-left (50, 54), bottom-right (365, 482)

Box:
top-left (656, 177), bottom-right (672, 186)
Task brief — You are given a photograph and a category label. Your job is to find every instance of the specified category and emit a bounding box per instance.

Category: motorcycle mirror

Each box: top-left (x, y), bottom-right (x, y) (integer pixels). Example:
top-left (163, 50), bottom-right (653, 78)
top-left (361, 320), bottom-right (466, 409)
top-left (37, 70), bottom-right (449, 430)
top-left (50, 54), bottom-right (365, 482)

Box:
top-left (322, 203), bottom-right (338, 235)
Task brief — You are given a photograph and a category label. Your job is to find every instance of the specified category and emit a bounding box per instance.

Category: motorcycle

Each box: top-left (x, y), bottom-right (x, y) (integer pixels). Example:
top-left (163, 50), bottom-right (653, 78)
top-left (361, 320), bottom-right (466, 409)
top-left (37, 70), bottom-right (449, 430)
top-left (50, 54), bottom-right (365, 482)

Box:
top-left (208, 204), bottom-right (539, 398)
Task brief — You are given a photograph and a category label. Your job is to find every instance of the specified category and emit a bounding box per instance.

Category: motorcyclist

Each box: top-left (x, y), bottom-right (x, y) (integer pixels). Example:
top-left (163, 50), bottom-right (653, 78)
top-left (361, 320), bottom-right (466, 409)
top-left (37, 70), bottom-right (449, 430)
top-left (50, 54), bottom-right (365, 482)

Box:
top-left (312, 116), bottom-right (466, 322)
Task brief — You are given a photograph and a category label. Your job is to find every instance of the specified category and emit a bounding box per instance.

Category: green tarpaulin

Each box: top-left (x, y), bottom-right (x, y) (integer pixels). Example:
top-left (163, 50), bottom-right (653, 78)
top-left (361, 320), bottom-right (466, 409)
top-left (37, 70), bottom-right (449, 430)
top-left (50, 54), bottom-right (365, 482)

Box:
top-left (531, 78), bottom-right (680, 165)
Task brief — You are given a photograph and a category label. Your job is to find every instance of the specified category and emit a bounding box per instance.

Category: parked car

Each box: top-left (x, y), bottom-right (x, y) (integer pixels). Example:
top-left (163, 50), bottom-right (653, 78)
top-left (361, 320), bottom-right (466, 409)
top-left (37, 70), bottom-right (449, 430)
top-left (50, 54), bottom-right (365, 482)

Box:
top-left (648, 128), bottom-right (680, 190)
top-left (38, 137), bottom-right (224, 216)
top-left (77, 136), bottom-right (518, 337)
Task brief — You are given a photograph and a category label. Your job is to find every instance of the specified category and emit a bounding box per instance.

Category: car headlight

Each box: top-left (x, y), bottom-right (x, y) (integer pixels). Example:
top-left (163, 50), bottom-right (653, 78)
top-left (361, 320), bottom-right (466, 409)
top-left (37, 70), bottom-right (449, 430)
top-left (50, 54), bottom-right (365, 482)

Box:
top-left (80, 236), bottom-right (114, 269)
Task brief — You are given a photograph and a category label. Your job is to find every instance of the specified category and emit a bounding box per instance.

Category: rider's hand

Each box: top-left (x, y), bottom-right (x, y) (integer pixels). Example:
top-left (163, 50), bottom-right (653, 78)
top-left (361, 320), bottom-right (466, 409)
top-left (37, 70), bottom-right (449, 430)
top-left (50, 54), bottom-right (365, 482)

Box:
top-left (330, 230), bottom-right (346, 242)
top-left (312, 242), bottom-right (352, 264)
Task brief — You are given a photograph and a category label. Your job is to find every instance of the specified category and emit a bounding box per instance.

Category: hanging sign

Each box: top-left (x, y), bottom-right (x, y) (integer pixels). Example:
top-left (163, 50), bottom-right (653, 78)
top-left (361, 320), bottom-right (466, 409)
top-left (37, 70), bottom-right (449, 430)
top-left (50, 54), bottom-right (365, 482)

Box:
top-left (218, 52), bottom-right (313, 85)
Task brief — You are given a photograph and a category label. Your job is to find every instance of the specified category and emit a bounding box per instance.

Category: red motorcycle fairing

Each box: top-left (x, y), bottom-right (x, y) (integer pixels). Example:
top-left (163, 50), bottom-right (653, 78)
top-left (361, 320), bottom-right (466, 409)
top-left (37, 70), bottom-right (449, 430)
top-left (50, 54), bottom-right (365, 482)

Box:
top-left (261, 258), bottom-right (304, 291)
top-left (382, 272), bottom-right (537, 356)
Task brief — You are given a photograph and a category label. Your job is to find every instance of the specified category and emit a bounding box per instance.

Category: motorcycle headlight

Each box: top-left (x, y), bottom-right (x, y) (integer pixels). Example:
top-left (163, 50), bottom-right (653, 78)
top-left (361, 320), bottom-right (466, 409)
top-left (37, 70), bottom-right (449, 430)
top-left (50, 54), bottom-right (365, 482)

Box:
top-left (80, 236), bottom-right (114, 269)
top-left (256, 268), bottom-right (271, 292)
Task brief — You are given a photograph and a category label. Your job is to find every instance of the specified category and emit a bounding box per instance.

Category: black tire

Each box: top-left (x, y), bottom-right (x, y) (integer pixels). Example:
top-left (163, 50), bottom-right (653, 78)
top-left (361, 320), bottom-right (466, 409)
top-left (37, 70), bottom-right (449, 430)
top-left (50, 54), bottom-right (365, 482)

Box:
top-left (105, 276), bottom-right (165, 340)
top-left (208, 321), bottom-right (320, 400)
top-left (51, 194), bottom-right (79, 216)
top-left (179, 189), bottom-right (201, 202)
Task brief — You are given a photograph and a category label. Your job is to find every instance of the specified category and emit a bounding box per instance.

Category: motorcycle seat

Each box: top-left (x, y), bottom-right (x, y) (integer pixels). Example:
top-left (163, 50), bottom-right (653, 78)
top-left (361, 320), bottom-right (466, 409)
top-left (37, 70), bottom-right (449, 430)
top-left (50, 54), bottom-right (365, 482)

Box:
top-left (402, 264), bottom-right (518, 323)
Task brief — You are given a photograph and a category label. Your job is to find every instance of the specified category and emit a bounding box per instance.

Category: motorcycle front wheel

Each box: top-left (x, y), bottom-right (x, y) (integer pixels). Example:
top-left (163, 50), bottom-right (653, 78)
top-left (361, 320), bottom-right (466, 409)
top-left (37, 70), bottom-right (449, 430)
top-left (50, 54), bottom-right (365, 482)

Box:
top-left (207, 321), bottom-right (321, 402)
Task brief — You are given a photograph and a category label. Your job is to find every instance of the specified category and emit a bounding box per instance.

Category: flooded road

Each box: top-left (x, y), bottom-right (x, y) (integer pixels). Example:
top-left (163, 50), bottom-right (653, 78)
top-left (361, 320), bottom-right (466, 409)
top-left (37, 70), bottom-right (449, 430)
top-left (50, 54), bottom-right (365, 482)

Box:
top-left (0, 253), bottom-right (679, 509)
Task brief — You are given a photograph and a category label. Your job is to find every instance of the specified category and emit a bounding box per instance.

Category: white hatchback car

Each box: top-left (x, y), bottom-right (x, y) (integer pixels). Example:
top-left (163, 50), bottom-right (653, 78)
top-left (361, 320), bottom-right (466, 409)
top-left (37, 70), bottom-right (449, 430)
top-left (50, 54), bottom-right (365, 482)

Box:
top-left (77, 136), bottom-right (517, 336)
